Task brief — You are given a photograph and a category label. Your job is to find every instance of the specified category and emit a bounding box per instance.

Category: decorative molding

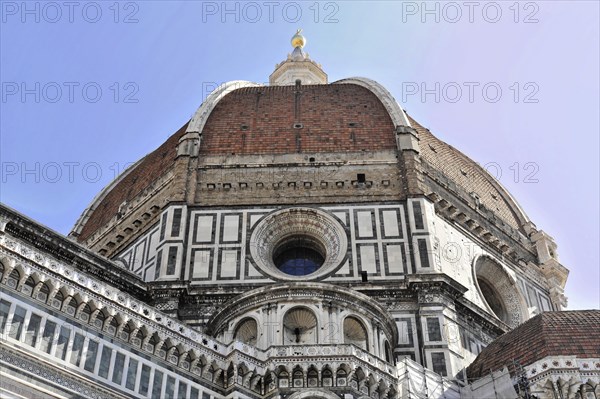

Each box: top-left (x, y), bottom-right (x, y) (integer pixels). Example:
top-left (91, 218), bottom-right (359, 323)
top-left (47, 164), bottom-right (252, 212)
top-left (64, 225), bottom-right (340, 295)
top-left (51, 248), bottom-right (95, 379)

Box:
top-left (0, 234), bottom-right (229, 365)
top-left (208, 282), bottom-right (399, 345)
top-left (249, 207), bottom-right (348, 282)
top-left (0, 346), bottom-right (123, 399)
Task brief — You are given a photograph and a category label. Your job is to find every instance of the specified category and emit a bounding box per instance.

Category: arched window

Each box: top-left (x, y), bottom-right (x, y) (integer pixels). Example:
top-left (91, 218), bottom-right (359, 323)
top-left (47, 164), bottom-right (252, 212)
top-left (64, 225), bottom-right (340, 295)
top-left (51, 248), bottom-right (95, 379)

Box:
top-left (6, 269), bottom-right (20, 289)
top-left (22, 276), bottom-right (35, 296)
top-left (277, 369), bottom-right (289, 388)
top-left (336, 368), bottom-right (347, 386)
top-left (63, 297), bottom-right (77, 316)
top-left (169, 346), bottom-right (181, 365)
top-left (237, 364), bottom-right (248, 385)
top-left (283, 308), bottom-right (317, 344)
top-left (307, 367), bottom-right (318, 388)
top-left (79, 303), bottom-right (92, 322)
top-left (131, 328), bottom-right (145, 347)
top-left (37, 283), bottom-right (50, 302)
top-left (120, 322), bottom-right (133, 341)
top-left (93, 310), bottom-right (107, 329)
top-left (106, 317), bottom-right (119, 335)
top-left (384, 340), bottom-right (393, 364)
top-left (343, 316), bottom-right (368, 350)
top-left (264, 371), bottom-right (276, 393)
top-left (234, 318), bottom-right (258, 346)
top-left (292, 368), bottom-right (304, 388)
top-left (51, 290), bottom-right (64, 309)
top-left (145, 333), bottom-right (160, 353)
top-left (226, 364), bottom-right (235, 386)
top-left (322, 368), bottom-right (333, 387)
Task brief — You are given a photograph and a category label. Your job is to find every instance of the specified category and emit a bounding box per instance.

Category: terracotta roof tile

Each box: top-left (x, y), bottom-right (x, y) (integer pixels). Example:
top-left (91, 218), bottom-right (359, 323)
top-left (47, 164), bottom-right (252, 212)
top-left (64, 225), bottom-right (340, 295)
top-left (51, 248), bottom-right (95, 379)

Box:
top-left (467, 310), bottom-right (600, 379)
top-left (409, 116), bottom-right (525, 231)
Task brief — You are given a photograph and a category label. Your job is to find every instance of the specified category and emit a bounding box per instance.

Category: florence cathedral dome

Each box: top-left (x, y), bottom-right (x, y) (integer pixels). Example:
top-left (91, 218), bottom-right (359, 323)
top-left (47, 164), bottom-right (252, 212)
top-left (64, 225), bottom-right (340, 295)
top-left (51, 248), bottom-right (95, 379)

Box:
top-left (0, 31), bottom-right (587, 399)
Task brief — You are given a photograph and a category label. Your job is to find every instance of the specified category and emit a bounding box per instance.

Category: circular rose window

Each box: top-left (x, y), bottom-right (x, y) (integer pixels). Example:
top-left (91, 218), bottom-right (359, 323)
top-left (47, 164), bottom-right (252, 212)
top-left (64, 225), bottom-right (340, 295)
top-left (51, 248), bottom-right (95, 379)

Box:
top-left (273, 235), bottom-right (326, 276)
top-left (249, 208), bottom-right (347, 280)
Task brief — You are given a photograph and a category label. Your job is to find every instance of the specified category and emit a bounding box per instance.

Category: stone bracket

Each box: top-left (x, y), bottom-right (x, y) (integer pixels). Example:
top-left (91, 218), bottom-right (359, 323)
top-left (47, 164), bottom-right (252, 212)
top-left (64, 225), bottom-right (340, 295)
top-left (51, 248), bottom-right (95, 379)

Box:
top-left (396, 125), bottom-right (420, 153)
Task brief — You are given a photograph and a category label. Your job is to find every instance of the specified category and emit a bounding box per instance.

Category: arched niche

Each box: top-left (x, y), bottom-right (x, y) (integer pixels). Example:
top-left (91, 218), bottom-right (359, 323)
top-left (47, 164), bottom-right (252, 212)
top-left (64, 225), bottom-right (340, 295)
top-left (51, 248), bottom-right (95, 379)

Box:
top-left (287, 388), bottom-right (343, 399)
top-left (473, 256), bottom-right (528, 327)
top-left (282, 307), bottom-right (318, 345)
top-left (343, 316), bottom-right (368, 350)
top-left (234, 318), bottom-right (258, 346)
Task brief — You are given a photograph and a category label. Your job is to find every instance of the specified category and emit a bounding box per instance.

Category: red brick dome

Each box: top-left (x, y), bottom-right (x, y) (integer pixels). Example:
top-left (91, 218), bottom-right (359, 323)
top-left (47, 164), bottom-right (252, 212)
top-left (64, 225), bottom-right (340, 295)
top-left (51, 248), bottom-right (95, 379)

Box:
top-left (199, 84), bottom-right (396, 155)
top-left (71, 80), bottom-right (529, 245)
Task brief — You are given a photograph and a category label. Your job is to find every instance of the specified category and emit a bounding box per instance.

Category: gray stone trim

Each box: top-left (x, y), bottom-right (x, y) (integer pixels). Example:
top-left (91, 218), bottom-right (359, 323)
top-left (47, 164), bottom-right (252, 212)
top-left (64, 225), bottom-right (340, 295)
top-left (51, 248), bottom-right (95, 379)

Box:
top-left (333, 77), bottom-right (411, 128)
top-left (0, 346), bottom-right (125, 399)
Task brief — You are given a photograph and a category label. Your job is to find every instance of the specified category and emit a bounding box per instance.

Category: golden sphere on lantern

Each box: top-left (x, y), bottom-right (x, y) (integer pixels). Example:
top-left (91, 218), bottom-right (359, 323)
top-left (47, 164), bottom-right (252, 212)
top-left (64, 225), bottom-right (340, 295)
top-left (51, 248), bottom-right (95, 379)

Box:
top-left (291, 29), bottom-right (306, 48)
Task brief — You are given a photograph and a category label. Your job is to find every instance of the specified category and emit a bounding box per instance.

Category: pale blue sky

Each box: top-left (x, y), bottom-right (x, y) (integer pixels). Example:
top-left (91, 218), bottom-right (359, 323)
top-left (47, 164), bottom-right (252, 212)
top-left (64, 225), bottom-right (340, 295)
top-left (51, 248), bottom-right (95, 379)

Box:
top-left (1, 1), bottom-right (598, 310)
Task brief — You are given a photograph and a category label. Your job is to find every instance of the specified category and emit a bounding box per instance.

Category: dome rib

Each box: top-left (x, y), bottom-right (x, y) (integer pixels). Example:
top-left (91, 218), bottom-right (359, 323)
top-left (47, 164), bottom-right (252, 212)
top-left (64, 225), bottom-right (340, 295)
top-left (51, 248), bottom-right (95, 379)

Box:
top-left (187, 80), bottom-right (263, 135)
top-left (333, 77), bottom-right (411, 128)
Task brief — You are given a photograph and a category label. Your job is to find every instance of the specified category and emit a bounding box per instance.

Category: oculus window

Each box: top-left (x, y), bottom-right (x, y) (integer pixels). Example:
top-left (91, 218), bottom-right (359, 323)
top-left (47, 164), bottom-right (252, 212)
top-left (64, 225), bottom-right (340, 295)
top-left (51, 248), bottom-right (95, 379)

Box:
top-left (274, 235), bottom-right (325, 276)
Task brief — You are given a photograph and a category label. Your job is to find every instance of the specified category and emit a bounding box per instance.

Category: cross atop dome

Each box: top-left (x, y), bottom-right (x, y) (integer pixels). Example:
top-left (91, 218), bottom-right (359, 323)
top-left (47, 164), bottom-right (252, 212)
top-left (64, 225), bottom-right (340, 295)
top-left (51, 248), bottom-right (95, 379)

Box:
top-left (269, 30), bottom-right (327, 85)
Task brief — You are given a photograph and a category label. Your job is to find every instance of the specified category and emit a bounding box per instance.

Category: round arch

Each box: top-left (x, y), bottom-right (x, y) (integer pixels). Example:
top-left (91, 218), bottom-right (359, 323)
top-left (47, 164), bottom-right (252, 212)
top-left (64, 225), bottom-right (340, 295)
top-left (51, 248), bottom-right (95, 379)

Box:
top-left (233, 317), bottom-right (258, 346)
top-left (287, 388), bottom-right (342, 399)
top-left (282, 307), bottom-right (318, 345)
top-left (473, 255), bottom-right (528, 327)
top-left (343, 315), bottom-right (369, 350)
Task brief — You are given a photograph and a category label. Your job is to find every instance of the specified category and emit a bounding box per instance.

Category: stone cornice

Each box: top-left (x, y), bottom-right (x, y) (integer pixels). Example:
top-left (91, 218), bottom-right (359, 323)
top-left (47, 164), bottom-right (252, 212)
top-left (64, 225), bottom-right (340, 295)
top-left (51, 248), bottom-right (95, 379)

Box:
top-left (402, 273), bottom-right (508, 336)
top-left (0, 345), bottom-right (126, 399)
top-left (421, 164), bottom-right (537, 261)
top-left (406, 273), bottom-right (469, 299)
top-left (526, 356), bottom-right (600, 382)
top-left (426, 189), bottom-right (552, 291)
top-left (0, 203), bottom-right (147, 296)
top-left (0, 231), bottom-right (229, 363)
top-left (84, 169), bottom-right (176, 255)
